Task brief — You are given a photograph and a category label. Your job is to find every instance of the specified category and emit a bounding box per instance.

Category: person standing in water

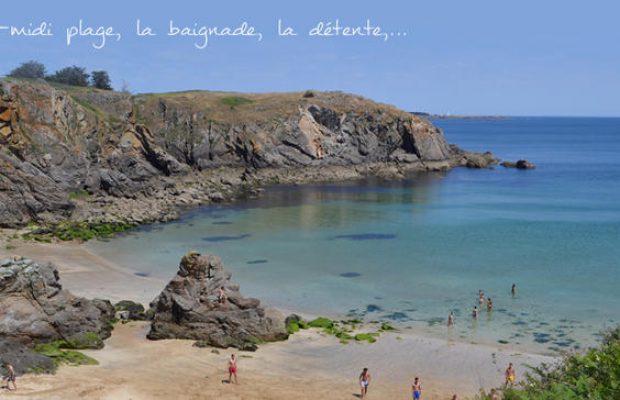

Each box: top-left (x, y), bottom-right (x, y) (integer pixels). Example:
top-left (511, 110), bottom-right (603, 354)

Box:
top-left (487, 298), bottom-right (493, 312)
top-left (227, 354), bottom-right (238, 384)
top-left (447, 311), bottom-right (455, 327)
top-left (478, 290), bottom-right (485, 304)
top-left (511, 283), bottom-right (517, 297)
top-left (412, 376), bottom-right (422, 400)
top-left (505, 363), bottom-right (516, 386)
top-left (359, 367), bottom-right (371, 398)
top-left (472, 306), bottom-right (479, 319)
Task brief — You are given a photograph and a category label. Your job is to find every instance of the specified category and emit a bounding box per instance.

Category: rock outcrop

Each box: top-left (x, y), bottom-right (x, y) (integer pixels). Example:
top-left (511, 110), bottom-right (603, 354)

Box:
top-left (501, 159), bottom-right (536, 170)
top-left (0, 79), bottom-right (494, 228)
top-left (0, 257), bottom-right (115, 347)
top-left (0, 256), bottom-right (115, 373)
top-left (147, 252), bottom-right (288, 350)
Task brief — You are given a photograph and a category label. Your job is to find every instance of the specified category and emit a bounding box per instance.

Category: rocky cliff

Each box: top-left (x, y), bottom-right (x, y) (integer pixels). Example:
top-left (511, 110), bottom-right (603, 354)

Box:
top-left (0, 79), bottom-right (491, 228)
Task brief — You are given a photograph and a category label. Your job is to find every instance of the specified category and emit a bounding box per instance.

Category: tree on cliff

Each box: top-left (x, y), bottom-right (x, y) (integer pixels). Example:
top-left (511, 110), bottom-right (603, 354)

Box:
top-left (91, 71), bottom-right (113, 90)
top-left (8, 61), bottom-right (46, 79)
top-left (46, 66), bottom-right (90, 87)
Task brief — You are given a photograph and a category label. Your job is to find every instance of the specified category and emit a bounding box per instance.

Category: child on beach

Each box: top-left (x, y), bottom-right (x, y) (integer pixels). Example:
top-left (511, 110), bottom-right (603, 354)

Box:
top-left (2, 361), bottom-right (16, 391)
top-left (227, 354), bottom-right (237, 384)
top-left (359, 367), bottom-right (371, 398)
top-left (412, 376), bottom-right (422, 400)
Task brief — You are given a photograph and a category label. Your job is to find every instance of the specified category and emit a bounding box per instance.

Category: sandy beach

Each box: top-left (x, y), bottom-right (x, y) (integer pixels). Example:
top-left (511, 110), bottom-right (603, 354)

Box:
top-left (0, 234), bottom-right (555, 399)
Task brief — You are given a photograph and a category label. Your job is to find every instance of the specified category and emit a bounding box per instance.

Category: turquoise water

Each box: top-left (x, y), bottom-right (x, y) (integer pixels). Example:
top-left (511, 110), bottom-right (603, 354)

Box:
top-left (87, 117), bottom-right (620, 354)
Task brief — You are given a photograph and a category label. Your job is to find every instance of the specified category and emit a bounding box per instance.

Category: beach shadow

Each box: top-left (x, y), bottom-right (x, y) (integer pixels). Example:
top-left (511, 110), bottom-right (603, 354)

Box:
top-left (221, 379), bottom-right (231, 384)
top-left (352, 394), bottom-right (362, 398)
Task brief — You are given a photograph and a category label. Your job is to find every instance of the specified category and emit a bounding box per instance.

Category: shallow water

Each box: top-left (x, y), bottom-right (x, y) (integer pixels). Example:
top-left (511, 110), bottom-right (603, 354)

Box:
top-left (87, 117), bottom-right (620, 354)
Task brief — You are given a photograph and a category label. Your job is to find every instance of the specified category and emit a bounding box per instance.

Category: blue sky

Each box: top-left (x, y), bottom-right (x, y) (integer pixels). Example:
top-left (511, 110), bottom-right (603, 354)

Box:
top-left (0, 0), bottom-right (618, 116)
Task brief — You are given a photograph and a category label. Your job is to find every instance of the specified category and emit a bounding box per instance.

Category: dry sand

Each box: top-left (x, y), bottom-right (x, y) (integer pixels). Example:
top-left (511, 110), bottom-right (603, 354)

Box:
top-left (0, 235), bottom-right (555, 399)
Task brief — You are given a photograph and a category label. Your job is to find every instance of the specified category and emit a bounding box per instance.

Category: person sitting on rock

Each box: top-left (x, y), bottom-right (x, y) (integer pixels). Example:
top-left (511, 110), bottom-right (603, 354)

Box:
top-left (2, 361), bottom-right (17, 391)
top-left (218, 286), bottom-right (227, 304)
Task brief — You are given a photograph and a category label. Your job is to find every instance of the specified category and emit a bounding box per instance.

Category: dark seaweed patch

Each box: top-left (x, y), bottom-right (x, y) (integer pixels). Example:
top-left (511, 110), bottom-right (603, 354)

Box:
top-left (383, 312), bottom-right (409, 321)
top-left (366, 304), bottom-right (383, 313)
top-left (339, 272), bottom-right (362, 278)
top-left (212, 221), bottom-right (233, 225)
top-left (134, 272), bottom-right (149, 277)
top-left (332, 233), bottom-right (397, 241)
top-left (202, 234), bottom-right (251, 242)
top-left (533, 332), bottom-right (551, 343)
top-left (247, 259), bottom-right (268, 265)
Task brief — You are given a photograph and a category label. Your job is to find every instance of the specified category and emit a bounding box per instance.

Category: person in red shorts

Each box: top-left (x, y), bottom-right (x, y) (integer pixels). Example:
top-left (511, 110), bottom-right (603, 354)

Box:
top-left (228, 354), bottom-right (238, 384)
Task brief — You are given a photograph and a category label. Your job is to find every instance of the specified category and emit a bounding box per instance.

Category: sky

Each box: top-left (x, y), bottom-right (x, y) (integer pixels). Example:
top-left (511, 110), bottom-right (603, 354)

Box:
top-left (0, 0), bottom-right (619, 116)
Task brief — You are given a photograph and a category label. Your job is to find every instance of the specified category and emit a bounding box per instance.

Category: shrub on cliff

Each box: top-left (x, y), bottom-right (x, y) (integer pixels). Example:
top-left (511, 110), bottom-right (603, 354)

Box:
top-left (46, 66), bottom-right (90, 87)
top-left (480, 326), bottom-right (620, 399)
top-left (8, 60), bottom-right (46, 79)
top-left (91, 70), bottom-right (113, 90)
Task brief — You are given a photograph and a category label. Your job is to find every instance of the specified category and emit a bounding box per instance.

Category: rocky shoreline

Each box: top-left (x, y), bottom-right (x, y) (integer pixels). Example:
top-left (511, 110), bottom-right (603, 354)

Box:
top-left (1, 79), bottom-right (500, 233)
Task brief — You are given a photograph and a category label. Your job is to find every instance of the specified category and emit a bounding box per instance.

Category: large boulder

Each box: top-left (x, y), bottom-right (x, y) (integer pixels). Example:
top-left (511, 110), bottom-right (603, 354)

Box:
top-left (0, 256), bottom-right (115, 348)
top-left (147, 252), bottom-right (288, 350)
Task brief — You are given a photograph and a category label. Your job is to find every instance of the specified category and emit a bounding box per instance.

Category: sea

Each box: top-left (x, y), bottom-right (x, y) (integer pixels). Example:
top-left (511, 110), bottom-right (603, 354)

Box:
top-left (87, 117), bottom-right (620, 354)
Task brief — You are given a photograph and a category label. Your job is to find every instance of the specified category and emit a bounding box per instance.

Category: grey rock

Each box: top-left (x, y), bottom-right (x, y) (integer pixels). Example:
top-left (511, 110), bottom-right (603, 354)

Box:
top-left (147, 252), bottom-right (288, 350)
top-left (0, 258), bottom-right (114, 347)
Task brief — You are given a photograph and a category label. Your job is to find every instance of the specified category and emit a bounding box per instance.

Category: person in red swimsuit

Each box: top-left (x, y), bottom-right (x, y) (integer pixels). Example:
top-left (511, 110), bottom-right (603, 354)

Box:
top-left (228, 354), bottom-right (238, 384)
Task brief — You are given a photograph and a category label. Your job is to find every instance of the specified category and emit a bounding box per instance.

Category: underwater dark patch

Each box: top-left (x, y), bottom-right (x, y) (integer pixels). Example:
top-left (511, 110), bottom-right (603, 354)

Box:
top-left (383, 312), bottom-right (409, 321)
top-left (202, 234), bottom-right (251, 242)
top-left (247, 259), bottom-right (268, 265)
top-left (332, 233), bottom-right (397, 241)
top-left (366, 304), bottom-right (383, 313)
top-left (212, 221), bottom-right (233, 225)
top-left (339, 272), bottom-right (362, 278)
top-left (134, 272), bottom-right (149, 277)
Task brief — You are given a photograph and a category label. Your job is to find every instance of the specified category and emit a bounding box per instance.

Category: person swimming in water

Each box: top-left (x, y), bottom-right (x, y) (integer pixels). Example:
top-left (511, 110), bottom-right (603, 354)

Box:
top-left (447, 311), bottom-right (455, 327)
top-left (412, 376), bottom-right (422, 400)
top-left (505, 363), bottom-right (516, 386)
top-left (359, 368), bottom-right (371, 398)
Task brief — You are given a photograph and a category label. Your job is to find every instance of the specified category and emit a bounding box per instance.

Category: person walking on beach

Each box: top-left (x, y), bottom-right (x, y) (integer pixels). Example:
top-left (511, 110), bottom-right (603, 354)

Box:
top-left (227, 354), bottom-right (238, 384)
top-left (447, 311), bottom-right (455, 327)
top-left (411, 376), bottom-right (422, 400)
top-left (505, 362), bottom-right (516, 386)
top-left (2, 361), bottom-right (16, 391)
top-left (359, 367), bottom-right (371, 398)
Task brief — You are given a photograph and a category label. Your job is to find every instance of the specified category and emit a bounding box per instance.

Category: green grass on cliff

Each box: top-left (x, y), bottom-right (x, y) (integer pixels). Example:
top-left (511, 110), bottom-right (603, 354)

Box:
top-left (478, 326), bottom-right (620, 400)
